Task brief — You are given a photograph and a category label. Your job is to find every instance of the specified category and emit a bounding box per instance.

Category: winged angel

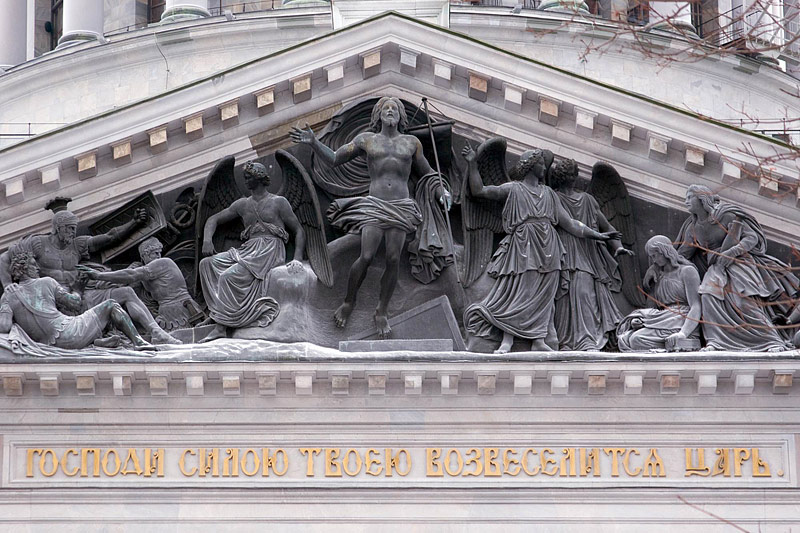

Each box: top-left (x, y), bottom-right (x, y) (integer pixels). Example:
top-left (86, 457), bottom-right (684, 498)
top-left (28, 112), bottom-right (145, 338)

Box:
top-left (461, 138), bottom-right (635, 354)
top-left (195, 151), bottom-right (332, 342)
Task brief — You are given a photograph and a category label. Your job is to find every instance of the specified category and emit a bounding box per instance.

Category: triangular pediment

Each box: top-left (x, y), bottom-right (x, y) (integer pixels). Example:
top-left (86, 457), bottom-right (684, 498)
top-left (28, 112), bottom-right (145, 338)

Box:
top-left (1, 11), bottom-right (797, 251)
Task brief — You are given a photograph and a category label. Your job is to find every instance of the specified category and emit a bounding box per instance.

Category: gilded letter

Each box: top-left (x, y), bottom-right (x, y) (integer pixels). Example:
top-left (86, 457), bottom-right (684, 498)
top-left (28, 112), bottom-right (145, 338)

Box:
top-left (272, 449), bottom-right (288, 476)
top-left (643, 448), bottom-right (666, 477)
top-left (521, 448), bottom-right (540, 476)
top-left (385, 449), bottom-right (411, 477)
top-left (559, 448), bottom-right (576, 477)
top-left (713, 448), bottom-right (730, 477)
top-left (61, 449), bottom-right (79, 477)
top-left (484, 448), bottom-right (501, 477)
top-left (426, 448), bottom-right (443, 477)
top-left (199, 448), bottom-right (219, 477)
top-left (733, 448), bottom-right (751, 477)
top-left (365, 449), bottom-right (383, 476)
top-left (751, 448), bottom-right (771, 477)
top-left (81, 448), bottom-right (101, 477)
top-left (121, 448), bottom-right (143, 476)
top-left (684, 448), bottom-right (711, 477)
top-left (580, 448), bottom-right (600, 477)
top-left (26, 449), bottom-right (43, 478)
top-left (622, 449), bottom-right (641, 476)
top-left (240, 449), bottom-right (260, 477)
top-left (102, 449), bottom-right (121, 477)
top-left (463, 448), bottom-right (483, 477)
top-left (299, 448), bottom-right (321, 477)
top-left (325, 448), bottom-right (342, 477)
top-left (445, 449), bottom-right (464, 476)
top-left (223, 448), bottom-right (240, 477)
top-left (540, 448), bottom-right (557, 476)
top-left (144, 448), bottom-right (164, 477)
top-left (603, 448), bottom-right (625, 477)
top-left (343, 449), bottom-right (363, 477)
top-left (503, 449), bottom-right (521, 476)
top-left (179, 449), bottom-right (197, 476)
top-left (39, 449), bottom-right (58, 477)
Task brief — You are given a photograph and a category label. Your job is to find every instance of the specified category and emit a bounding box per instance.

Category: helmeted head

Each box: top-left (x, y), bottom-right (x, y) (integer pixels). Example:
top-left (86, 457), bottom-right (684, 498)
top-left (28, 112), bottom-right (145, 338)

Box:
top-left (243, 161), bottom-right (270, 190)
top-left (138, 237), bottom-right (163, 265)
top-left (51, 210), bottom-right (79, 246)
top-left (685, 184), bottom-right (719, 218)
top-left (509, 149), bottom-right (546, 181)
top-left (549, 158), bottom-right (579, 190)
top-left (9, 251), bottom-right (39, 283)
top-left (370, 97), bottom-right (409, 133)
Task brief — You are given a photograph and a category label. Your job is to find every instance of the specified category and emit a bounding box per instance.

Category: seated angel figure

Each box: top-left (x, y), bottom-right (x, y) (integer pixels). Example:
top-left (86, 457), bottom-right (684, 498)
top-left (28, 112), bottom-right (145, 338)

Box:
top-left (0, 252), bottom-right (154, 350)
top-left (77, 237), bottom-right (203, 331)
top-left (617, 236), bottom-right (702, 352)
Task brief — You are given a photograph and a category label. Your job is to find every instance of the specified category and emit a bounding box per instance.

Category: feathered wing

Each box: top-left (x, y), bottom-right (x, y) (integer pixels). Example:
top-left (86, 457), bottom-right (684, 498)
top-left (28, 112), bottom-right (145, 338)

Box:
top-left (276, 149), bottom-right (334, 288)
top-left (194, 155), bottom-right (244, 292)
top-left (586, 162), bottom-right (646, 307)
top-left (461, 137), bottom-right (508, 287)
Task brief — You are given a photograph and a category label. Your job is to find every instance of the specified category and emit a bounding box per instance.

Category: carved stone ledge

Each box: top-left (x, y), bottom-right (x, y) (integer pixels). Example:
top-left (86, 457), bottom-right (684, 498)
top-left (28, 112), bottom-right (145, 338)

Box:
top-left (294, 372), bottom-right (315, 396)
top-left (2, 374), bottom-right (24, 397)
top-left (360, 49), bottom-right (382, 79)
top-left (148, 372), bottom-right (170, 396)
top-left (503, 83), bottom-right (525, 112)
top-left (75, 150), bottom-right (98, 180)
top-left (325, 60), bottom-right (346, 90)
top-left (111, 138), bottom-right (133, 165)
top-left (183, 112), bottom-right (205, 142)
top-left (647, 132), bottom-right (670, 160)
top-left (367, 372), bottom-right (388, 395)
top-left (684, 145), bottom-right (706, 173)
top-left (38, 162), bottom-right (61, 191)
top-left (4, 177), bottom-right (24, 204)
top-left (255, 87), bottom-right (275, 115)
top-left (695, 371), bottom-right (718, 395)
top-left (74, 372), bottom-right (97, 396)
top-left (403, 372), bottom-right (423, 395)
top-left (476, 372), bottom-right (497, 395)
top-left (147, 125), bottom-right (168, 154)
top-left (623, 371), bottom-right (645, 395)
top-left (658, 372), bottom-right (681, 395)
top-left (111, 372), bottom-right (133, 396)
top-left (218, 99), bottom-right (240, 128)
top-left (610, 119), bottom-right (632, 149)
top-left (587, 373), bottom-right (608, 395)
top-left (439, 371), bottom-right (461, 395)
top-left (468, 71), bottom-right (489, 102)
top-left (330, 372), bottom-right (352, 396)
top-left (184, 372), bottom-right (206, 396)
top-left (432, 59), bottom-right (453, 88)
top-left (292, 74), bottom-right (312, 104)
top-left (538, 96), bottom-right (561, 127)
top-left (399, 46), bottom-right (419, 75)
top-left (549, 371), bottom-right (571, 395)
top-left (221, 372), bottom-right (243, 397)
top-left (574, 107), bottom-right (597, 136)
top-left (38, 373), bottom-right (60, 397)
top-left (256, 372), bottom-right (279, 396)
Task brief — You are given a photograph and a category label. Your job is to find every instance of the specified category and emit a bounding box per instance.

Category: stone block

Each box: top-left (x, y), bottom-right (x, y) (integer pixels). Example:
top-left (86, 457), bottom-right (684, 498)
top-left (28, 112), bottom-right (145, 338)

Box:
top-left (468, 72), bottom-right (489, 102)
top-left (648, 132), bottom-right (670, 160)
top-left (361, 49), bottom-right (381, 79)
top-left (512, 373), bottom-right (532, 395)
top-left (538, 96), bottom-right (560, 126)
top-left (325, 60), bottom-right (345, 89)
top-left (587, 374), bottom-right (607, 395)
top-left (773, 372), bottom-right (793, 394)
top-left (39, 374), bottom-right (60, 396)
top-left (218, 99), bottom-right (239, 128)
top-left (294, 373), bottom-right (314, 395)
top-left (3, 375), bottom-right (24, 396)
top-left (148, 126), bottom-right (168, 154)
top-left (75, 150), bottom-right (98, 180)
top-left (684, 145), bottom-right (706, 173)
top-left (660, 373), bottom-right (680, 394)
top-left (611, 120), bottom-right (632, 148)
top-left (255, 87), bottom-right (275, 115)
top-left (221, 373), bottom-right (241, 396)
top-left (399, 47), bottom-right (419, 75)
top-left (759, 174), bottom-right (779, 197)
top-left (696, 373), bottom-right (718, 395)
top-left (367, 373), bottom-right (387, 395)
top-left (148, 374), bottom-right (170, 396)
top-left (734, 372), bottom-right (756, 395)
top-left (331, 373), bottom-right (351, 396)
top-left (183, 112), bottom-right (204, 141)
top-left (574, 107), bottom-right (597, 136)
top-left (256, 372), bottom-right (279, 396)
top-left (503, 83), bottom-right (525, 111)
top-left (75, 374), bottom-right (96, 396)
top-left (433, 59), bottom-right (452, 88)
top-left (39, 163), bottom-right (61, 190)
top-left (5, 178), bottom-right (24, 204)
top-left (339, 339), bottom-right (453, 352)
top-left (292, 75), bottom-right (312, 104)
top-left (403, 372), bottom-right (423, 395)
top-left (111, 139), bottom-right (132, 165)
top-left (184, 373), bottom-right (205, 396)
top-left (439, 372), bottom-right (460, 395)
top-left (549, 372), bottom-right (570, 395)
top-left (112, 373), bottom-right (133, 396)
top-left (476, 373), bottom-right (496, 395)
top-left (721, 161), bottom-right (742, 184)
top-left (623, 372), bottom-right (645, 395)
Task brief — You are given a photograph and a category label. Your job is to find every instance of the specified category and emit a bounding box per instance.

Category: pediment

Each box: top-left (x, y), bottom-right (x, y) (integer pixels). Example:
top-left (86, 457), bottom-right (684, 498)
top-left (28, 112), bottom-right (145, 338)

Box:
top-left (1, 11), bottom-right (797, 251)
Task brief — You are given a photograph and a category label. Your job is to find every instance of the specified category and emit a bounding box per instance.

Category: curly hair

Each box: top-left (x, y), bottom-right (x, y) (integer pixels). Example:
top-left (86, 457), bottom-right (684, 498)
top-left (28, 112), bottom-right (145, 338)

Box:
top-left (9, 251), bottom-right (34, 283)
top-left (369, 97), bottom-right (408, 133)
top-left (509, 149), bottom-right (545, 181)
top-left (138, 237), bottom-right (163, 258)
top-left (549, 158), bottom-right (579, 191)
top-left (686, 184), bottom-right (719, 218)
top-left (645, 235), bottom-right (692, 272)
top-left (243, 161), bottom-right (270, 187)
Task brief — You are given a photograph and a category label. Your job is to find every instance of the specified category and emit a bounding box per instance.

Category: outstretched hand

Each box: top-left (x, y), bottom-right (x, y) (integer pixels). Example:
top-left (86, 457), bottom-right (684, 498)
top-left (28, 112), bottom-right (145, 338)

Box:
top-left (290, 123), bottom-right (316, 145)
top-left (614, 247), bottom-right (634, 258)
top-left (201, 240), bottom-right (216, 256)
top-left (75, 265), bottom-right (100, 280)
top-left (438, 188), bottom-right (452, 211)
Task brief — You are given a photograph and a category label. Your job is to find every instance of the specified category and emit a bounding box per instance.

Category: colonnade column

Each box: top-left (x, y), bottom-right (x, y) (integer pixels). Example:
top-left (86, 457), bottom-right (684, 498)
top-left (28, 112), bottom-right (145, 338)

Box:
top-left (0, 1), bottom-right (28, 70)
top-left (57, 0), bottom-right (105, 49)
top-left (161, 0), bottom-right (210, 23)
top-left (648, 1), bottom-right (698, 37)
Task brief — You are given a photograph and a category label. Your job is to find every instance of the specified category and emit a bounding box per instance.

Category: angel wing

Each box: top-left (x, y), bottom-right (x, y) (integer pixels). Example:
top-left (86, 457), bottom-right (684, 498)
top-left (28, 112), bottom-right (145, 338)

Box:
top-left (461, 137), bottom-right (508, 287)
top-left (276, 149), bottom-right (334, 288)
top-left (586, 162), bottom-right (646, 307)
top-left (194, 155), bottom-right (244, 292)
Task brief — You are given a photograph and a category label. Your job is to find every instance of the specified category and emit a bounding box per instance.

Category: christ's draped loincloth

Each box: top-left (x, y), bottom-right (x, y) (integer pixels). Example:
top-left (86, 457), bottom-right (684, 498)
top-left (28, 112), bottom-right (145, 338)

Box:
top-left (327, 196), bottom-right (422, 234)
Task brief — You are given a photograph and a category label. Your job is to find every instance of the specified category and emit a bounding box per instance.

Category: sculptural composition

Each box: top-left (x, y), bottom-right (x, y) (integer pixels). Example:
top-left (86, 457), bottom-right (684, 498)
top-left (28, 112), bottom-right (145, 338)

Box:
top-left (674, 184), bottom-right (798, 352)
top-left (291, 96), bottom-right (451, 338)
top-left (77, 237), bottom-right (203, 331)
top-left (0, 208), bottom-right (180, 345)
top-left (0, 252), bottom-right (154, 350)
top-left (460, 141), bottom-right (616, 354)
top-left (196, 152), bottom-right (332, 343)
top-left (2, 95), bottom-right (798, 357)
top-left (617, 235), bottom-right (702, 352)
top-left (550, 158), bottom-right (632, 351)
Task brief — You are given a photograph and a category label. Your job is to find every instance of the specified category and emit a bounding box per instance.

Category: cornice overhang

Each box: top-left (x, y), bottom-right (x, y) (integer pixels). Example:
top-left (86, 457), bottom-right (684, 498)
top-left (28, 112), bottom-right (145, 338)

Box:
top-left (0, 11), bottom-right (797, 250)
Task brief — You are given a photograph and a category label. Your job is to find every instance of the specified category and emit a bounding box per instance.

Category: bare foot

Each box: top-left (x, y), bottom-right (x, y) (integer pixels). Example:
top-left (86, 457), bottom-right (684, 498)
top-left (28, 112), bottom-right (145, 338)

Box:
top-left (199, 324), bottom-right (227, 343)
top-left (374, 312), bottom-right (391, 339)
top-left (151, 328), bottom-right (182, 345)
top-left (94, 335), bottom-right (121, 348)
top-left (134, 340), bottom-right (157, 351)
top-left (334, 302), bottom-right (353, 328)
top-left (494, 339), bottom-right (513, 354)
top-left (531, 339), bottom-right (553, 351)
